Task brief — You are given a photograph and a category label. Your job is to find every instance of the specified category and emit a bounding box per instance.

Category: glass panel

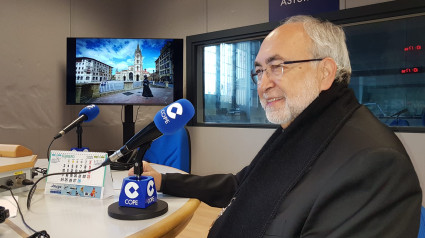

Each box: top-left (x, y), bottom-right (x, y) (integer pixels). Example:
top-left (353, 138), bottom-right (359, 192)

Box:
top-left (199, 14), bottom-right (425, 129)
top-left (203, 39), bottom-right (270, 125)
top-left (346, 14), bottom-right (425, 127)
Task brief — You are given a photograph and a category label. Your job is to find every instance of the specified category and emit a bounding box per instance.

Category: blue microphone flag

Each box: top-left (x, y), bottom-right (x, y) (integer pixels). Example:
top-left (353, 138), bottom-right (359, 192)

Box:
top-left (79, 104), bottom-right (99, 122)
top-left (153, 99), bottom-right (194, 135)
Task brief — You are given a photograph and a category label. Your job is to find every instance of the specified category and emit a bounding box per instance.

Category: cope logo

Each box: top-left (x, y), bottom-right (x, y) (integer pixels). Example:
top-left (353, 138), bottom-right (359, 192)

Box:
top-left (161, 102), bottom-right (183, 124)
top-left (167, 102), bottom-right (183, 119)
top-left (87, 104), bottom-right (97, 110)
top-left (124, 182), bottom-right (139, 199)
top-left (147, 180), bottom-right (155, 196)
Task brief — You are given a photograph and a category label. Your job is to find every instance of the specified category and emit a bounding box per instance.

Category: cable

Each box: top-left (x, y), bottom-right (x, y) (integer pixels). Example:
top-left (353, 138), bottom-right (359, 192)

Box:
top-left (26, 163), bottom-right (104, 209)
top-left (33, 167), bottom-right (48, 176)
top-left (0, 185), bottom-right (50, 238)
top-left (46, 138), bottom-right (55, 161)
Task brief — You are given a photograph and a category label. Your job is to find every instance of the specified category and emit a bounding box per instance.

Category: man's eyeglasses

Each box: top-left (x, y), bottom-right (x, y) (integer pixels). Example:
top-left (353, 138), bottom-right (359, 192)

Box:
top-left (251, 58), bottom-right (323, 85)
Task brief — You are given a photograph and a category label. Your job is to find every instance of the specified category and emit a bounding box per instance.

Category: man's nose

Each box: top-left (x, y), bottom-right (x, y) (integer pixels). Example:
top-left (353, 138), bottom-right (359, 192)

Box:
top-left (258, 71), bottom-right (276, 91)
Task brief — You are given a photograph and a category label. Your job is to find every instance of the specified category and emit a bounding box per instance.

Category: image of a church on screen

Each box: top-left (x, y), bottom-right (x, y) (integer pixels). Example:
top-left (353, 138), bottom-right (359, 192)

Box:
top-left (74, 38), bottom-right (177, 105)
top-left (76, 44), bottom-right (145, 83)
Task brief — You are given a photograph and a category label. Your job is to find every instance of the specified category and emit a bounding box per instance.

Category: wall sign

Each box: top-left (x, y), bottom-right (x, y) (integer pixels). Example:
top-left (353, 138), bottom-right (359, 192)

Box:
top-left (269, 0), bottom-right (340, 22)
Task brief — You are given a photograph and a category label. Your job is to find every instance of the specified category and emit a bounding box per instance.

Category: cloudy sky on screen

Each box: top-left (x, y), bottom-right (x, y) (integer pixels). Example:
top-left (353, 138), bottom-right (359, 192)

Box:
top-left (76, 38), bottom-right (171, 74)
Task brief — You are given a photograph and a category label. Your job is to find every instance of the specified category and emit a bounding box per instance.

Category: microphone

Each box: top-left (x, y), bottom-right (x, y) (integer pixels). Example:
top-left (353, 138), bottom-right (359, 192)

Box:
top-left (104, 99), bottom-right (194, 165)
top-left (54, 105), bottom-right (100, 139)
top-left (107, 99), bottom-right (193, 219)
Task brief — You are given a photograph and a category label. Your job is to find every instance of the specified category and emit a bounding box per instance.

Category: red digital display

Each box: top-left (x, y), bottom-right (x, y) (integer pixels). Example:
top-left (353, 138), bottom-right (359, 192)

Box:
top-left (404, 45), bottom-right (422, 51)
top-left (400, 67), bottom-right (422, 74)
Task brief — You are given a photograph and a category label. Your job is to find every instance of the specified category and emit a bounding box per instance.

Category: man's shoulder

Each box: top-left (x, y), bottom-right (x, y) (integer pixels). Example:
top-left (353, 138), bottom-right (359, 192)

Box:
top-left (338, 105), bottom-right (406, 152)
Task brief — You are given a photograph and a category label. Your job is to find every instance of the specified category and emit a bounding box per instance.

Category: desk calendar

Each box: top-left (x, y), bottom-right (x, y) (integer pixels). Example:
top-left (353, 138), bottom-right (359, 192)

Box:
top-left (45, 150), bottom-right (113, 199)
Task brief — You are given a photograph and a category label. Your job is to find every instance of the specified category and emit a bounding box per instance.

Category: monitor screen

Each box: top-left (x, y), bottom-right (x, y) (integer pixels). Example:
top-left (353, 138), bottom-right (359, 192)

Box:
top-left (66, 38), bottom-right (183, 105)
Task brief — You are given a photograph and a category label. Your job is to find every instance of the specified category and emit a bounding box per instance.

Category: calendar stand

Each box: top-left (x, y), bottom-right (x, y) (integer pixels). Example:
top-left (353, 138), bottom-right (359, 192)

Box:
top-left (45, 150), bottom-right (113, 199)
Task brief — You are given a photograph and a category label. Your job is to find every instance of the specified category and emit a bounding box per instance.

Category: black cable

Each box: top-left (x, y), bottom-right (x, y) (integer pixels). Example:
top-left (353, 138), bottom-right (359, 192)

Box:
top-left (46, 138), bottom-right (55, 161)
top-left (0, 185), bottom-right (50, 238)
top-left (33, 167), bottom-right (48, 176)
top-left (26, 163), bottom-right (104, 209)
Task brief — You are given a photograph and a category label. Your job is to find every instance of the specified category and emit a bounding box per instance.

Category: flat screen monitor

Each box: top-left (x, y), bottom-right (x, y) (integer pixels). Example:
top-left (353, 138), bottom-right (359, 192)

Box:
top-left (66, 38), bottom-right (183, 106)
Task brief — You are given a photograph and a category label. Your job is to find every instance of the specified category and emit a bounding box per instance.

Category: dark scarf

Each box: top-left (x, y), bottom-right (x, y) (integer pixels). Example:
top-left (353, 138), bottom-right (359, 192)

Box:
top-left (208, 83), bottom-right (361, 238)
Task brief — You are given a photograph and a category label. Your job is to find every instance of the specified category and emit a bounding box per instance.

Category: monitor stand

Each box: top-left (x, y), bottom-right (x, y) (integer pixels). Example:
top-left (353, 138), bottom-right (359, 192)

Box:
top-left (123, 105), bottom-right (135, 145)
top-left (118, 105), bottom-right (135, 164)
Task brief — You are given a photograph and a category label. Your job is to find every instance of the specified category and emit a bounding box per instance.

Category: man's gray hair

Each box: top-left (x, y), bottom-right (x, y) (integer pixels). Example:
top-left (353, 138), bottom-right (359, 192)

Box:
top-left (283, 15), bottom-right (351, 84)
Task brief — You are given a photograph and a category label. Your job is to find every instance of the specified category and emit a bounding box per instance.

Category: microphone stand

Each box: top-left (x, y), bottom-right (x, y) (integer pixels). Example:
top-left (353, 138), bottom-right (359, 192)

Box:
top-left (76, 123), bottom-right (83, 149)
top-left (133, 142), bottom-right (152, 178)
top-left (108, 141), bottom-right (168, 220)
top-left (70, 123), bottom-right (89, 152)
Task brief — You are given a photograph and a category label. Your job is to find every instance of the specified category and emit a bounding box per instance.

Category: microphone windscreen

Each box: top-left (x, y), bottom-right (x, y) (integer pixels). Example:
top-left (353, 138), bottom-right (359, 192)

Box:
top-left (79, 104), bottom-right (100, 122)
top-left (153, 99), bottom-right (195, 135)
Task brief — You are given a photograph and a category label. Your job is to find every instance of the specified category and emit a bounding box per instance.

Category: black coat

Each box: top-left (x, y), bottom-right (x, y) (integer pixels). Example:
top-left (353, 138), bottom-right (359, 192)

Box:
top-left (162, 95), bottom-right (422, 238)
top-left (142, 79), bottom-right (153, 97)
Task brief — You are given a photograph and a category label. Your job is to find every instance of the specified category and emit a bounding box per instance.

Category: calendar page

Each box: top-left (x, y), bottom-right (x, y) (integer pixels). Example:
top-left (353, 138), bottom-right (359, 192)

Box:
top-left (45, 150), bottom-right (113, 199)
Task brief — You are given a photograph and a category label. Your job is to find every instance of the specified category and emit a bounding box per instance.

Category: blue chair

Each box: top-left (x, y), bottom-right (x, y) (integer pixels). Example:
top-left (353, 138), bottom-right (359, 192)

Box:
top-left (389, 118), bottom-right (410, 127)
top-left (419, 206), bottom-right (425, 238)
top-left (388, 108), bottom-right (409, 127)
top-left (143, 127), bottom-right (191, 173)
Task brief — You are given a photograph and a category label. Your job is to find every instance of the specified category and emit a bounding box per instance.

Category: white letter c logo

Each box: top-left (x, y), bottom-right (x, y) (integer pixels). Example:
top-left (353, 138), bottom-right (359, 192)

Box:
top-left (147, 180), bottom-right (155, 196)
top-left (125, 182), bottom-right (139, 199)
top-left (166, 103), bottom-right (183, 119)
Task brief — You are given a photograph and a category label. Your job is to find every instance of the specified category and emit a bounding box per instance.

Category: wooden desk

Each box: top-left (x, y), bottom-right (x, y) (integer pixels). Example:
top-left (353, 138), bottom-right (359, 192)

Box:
top-left (1, 160), bottom-right (200, 238)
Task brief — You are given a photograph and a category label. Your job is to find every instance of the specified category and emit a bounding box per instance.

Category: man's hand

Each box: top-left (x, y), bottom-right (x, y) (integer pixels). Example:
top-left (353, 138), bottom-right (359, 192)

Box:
top-left (128, 161), bottom-right (162, 190)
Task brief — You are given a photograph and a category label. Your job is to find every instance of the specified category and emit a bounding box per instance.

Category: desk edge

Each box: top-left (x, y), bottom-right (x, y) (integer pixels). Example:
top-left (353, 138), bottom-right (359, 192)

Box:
top-left (126, 198), bottom-right (201, 238)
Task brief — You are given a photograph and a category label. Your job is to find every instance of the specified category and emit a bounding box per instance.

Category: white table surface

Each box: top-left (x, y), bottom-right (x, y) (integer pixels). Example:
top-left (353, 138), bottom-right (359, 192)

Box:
top-left (0, 159), bottom-right (190, 238)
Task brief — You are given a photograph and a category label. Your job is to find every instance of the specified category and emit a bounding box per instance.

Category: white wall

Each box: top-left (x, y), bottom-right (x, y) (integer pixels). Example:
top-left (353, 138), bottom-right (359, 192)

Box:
top-left (0, 0), bottom-right (268, 157)
top-left (0, 0), bottom-right (423, 206)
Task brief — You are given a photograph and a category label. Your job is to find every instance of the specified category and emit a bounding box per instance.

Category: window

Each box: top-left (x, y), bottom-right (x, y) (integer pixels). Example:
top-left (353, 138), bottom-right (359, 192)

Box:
top-left (202, 40), bottom-right (270, 125)
top-left (187, 22), bottom-right (280, 127)
top-left (345, 14), bottom-right (425, 129)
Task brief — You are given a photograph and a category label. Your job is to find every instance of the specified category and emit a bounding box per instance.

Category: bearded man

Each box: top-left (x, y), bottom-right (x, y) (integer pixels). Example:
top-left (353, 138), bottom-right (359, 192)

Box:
top-left (130, 15), bottom-right (422, 238)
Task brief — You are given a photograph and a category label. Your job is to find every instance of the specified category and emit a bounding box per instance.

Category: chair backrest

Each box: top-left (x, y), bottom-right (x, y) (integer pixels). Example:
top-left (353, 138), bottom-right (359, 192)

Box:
top-left (143, 127), bottom-right (191, 173)
top-left (419, 206), bottom-right (425, 238)
top-left (389, 118), bottom-right (410, 127)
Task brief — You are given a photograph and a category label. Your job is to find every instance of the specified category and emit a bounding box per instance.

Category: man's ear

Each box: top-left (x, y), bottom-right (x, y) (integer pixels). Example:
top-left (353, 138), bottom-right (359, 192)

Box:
top-left (319, 57), bottom-right (337, 91)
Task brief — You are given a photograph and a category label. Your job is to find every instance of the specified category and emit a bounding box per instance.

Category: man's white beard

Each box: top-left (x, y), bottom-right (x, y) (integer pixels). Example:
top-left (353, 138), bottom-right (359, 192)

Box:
top-left (261, 78), bottom-right (321, 125)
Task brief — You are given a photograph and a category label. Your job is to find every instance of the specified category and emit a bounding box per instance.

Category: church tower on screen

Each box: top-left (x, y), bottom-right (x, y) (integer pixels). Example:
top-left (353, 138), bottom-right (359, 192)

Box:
top-left (134, 44), bottom-right (143, 81)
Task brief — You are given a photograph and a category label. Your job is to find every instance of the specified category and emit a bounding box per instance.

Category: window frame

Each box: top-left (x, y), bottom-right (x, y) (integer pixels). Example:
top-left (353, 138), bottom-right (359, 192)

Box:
top-left (186, 22), bottom-right (279, 128)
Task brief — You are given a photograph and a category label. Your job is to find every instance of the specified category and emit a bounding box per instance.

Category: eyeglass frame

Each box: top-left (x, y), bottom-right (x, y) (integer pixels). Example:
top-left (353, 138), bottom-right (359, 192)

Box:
top-left (250, 58), bottom-right (323, 85)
